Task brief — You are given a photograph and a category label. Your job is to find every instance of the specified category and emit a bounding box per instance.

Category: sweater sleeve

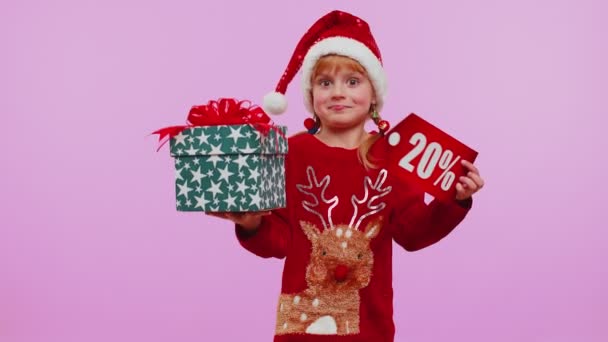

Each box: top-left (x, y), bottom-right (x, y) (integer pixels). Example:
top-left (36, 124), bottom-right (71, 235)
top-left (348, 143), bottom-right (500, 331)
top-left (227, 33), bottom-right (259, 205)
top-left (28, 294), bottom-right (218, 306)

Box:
top-left (391, 185), bottom-right (472, 252)
top-left (234, 206), bottom-right (291, 259)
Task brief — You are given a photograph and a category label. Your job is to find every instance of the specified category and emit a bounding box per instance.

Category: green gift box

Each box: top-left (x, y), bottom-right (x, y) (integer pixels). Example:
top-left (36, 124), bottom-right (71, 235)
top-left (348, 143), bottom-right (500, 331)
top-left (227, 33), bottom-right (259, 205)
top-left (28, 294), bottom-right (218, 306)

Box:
top-left (169, 124), bottom-right (288, 212)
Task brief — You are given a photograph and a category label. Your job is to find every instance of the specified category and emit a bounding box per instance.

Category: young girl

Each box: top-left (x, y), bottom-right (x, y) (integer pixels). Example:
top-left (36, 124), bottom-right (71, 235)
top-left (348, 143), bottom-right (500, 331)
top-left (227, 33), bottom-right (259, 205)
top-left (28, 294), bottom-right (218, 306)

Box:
top-left (208, 10), bottom-right (484, 341)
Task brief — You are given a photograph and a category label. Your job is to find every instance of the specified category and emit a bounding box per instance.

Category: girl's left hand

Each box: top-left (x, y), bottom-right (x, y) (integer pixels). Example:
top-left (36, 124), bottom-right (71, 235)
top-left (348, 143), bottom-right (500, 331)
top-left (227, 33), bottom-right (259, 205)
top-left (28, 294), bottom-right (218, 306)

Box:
top-left (455, 160), bottom-right (484, 200)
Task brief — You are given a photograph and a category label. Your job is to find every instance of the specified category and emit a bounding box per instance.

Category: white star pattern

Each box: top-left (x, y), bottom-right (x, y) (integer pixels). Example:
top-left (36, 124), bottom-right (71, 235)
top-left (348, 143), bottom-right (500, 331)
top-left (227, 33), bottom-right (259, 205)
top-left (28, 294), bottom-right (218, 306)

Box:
top-left (227, 126), bottom-right (244, 144)
top-left (232, 154), bottom-right (249, 171)
top-left (275, 162), bottom-right (283, 179)
top-left (173, 132), bottom-right (188, 146)
top-left (172, 125), bottom-right (287, 212)
top-left (217, 164), bottom-right (234, 184)
top-left (264, 179), bottom-right (270, 191)
top-left (196, 132), bottom-right (210, 145)
top-left (177, 181), bottom-right (193, 198)
top-left (194, 194), bottom-right (210, 210)
top-left (248, 168), bottom-right (260, 181)
top-left (248, 191), bottom-right (261, 209)
top-left (206, 180), bottom-right (223, 198)
top-left (185, 145), bottom-right (197, 155)
top-left (240, 142), bottom-right (257, 154)
top-left (224, 194), bottom-right (237, 209)
top-left (266, 136), bottom-right (274, 151)
top-left (207, 155), bottom-right (223, 168)
top-left (235, 179), bottom-right (249, 195)
top-left (190, 166), bottom-right (206, 185)
top-left (209, 143), bottom-right (224, 155)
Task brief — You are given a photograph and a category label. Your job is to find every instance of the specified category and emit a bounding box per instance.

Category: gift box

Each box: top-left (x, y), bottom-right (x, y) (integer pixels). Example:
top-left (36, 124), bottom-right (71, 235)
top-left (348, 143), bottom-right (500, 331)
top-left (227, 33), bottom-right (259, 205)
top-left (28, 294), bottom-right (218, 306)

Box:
top-left (154, 98), bottom-right (288, 212)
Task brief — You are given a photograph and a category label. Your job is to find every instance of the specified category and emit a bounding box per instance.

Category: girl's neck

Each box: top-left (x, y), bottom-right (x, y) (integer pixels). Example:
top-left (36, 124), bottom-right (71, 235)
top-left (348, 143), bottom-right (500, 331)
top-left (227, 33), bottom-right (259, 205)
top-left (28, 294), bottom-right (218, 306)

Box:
top-left (315, 125), bottom-right (370, 149)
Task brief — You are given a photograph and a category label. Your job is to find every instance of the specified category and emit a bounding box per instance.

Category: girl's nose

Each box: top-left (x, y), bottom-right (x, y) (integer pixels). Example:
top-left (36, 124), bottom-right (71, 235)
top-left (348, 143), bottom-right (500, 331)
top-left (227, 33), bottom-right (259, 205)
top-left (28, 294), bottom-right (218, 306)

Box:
top-left (331, 84), bottom-right (345, 98)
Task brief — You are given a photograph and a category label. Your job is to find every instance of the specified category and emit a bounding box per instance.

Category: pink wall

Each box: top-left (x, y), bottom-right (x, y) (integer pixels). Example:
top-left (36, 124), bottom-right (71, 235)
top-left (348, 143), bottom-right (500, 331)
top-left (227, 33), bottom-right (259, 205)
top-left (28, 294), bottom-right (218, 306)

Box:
top-left (1, 0), bottom-right (606, 341)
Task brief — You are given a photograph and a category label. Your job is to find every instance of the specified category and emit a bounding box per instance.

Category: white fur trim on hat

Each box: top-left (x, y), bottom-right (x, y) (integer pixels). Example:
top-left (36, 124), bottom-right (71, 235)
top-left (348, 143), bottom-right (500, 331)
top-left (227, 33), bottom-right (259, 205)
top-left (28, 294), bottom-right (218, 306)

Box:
top-left (263, 91), bottom-right (288, 115)
top-left (300, 36), bottom-right (387, 114)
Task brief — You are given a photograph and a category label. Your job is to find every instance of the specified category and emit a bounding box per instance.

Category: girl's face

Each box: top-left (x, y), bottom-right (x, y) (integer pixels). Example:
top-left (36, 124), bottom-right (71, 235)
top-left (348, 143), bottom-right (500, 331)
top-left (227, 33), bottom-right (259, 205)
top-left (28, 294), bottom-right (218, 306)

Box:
top-left (311, 56), bottom-right (375, 132)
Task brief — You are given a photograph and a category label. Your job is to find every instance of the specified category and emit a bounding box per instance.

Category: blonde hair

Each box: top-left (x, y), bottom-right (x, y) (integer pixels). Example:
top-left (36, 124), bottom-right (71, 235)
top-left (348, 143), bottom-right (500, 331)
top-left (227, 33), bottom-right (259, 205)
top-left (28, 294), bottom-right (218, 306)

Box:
top-left (310, 55), bottom-right (382, 170)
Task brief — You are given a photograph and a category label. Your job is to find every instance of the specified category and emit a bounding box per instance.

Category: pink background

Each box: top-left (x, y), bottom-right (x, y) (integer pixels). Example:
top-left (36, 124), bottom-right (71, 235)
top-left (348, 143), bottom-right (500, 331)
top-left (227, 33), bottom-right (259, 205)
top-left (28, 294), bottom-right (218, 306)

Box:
top-left (1, 0), bottom-right (606, 341)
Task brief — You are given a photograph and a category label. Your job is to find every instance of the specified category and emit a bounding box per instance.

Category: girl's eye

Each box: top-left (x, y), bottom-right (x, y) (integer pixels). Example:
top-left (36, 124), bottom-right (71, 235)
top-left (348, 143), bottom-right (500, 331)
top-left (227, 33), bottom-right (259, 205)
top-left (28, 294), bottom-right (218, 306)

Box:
top-left (319, 80), bottom-right (331, 87)
top-left (348, 78), bottom-right (360, 86)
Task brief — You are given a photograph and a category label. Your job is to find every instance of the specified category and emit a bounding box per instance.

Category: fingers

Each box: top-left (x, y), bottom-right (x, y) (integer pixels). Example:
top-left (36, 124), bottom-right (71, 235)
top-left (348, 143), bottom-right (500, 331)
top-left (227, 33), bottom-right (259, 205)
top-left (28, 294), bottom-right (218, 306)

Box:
top-left (455, 182), bottom-right (464, 193)
top-left (205, 212), bottom-right (228, 219)
top-left (467, 171), bottom-right (485, 189)
top-left (205, 211), bottom-right (272, 223)
top-left (455, 183), bottom-right (468, 200)
top-left (459, 176), bottom-right (478, 192)
top-left (461, 160), bottom-right (480, 175)
top-left (460, 160), bottom-right (484, 190)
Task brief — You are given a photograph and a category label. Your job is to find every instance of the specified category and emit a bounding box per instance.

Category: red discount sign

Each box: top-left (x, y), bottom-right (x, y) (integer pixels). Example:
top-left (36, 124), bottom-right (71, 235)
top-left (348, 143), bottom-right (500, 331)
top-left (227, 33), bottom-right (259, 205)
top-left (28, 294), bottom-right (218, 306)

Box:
top-left (374, 113), bottom-right (478, 201)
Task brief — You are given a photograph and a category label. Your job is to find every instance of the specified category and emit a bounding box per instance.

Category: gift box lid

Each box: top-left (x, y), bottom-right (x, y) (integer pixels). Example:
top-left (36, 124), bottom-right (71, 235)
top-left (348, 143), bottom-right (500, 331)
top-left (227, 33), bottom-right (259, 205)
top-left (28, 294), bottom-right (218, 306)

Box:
top-left (170, 125), bottom-right (288, 157)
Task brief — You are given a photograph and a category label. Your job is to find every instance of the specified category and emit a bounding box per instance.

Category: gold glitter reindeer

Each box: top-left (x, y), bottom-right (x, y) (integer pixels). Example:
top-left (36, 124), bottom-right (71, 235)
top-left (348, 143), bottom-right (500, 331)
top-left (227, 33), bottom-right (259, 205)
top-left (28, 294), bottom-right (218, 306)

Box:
top-left (276, 166), bottom-right (391, 335)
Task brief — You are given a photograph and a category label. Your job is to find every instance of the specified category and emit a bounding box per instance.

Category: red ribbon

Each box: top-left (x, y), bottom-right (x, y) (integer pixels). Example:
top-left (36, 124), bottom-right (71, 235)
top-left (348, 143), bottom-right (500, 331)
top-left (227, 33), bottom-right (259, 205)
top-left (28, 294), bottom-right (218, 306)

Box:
top-left (188, 98), bottom-right (270, 126)
top-left (152, 98), bottom-right (285, 152)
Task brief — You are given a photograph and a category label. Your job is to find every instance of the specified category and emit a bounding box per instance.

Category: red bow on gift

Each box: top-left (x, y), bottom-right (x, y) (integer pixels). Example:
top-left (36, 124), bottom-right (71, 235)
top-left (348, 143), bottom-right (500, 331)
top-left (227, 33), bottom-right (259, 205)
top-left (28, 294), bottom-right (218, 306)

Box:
top-left (152, 98), bottom-right (279, 151)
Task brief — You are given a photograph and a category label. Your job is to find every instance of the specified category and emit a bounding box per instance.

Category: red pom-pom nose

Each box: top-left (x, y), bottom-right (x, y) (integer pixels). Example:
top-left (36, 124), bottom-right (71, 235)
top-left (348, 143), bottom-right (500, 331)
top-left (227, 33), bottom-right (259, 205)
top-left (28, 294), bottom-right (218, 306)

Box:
top-left (334, 264), bottom-right (349, 282)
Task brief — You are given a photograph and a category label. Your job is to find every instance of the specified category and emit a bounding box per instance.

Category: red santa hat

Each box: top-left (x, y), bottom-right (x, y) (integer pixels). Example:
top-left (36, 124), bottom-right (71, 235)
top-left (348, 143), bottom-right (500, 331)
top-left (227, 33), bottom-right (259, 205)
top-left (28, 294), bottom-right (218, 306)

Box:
top-left (263, 10), bottom-right (387, 115)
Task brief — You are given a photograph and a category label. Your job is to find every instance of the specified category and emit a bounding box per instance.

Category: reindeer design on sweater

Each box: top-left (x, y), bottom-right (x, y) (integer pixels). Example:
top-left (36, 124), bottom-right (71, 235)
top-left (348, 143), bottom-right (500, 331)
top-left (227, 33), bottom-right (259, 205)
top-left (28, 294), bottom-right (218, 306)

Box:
top-left (276, 166), bottom-right (392, 335)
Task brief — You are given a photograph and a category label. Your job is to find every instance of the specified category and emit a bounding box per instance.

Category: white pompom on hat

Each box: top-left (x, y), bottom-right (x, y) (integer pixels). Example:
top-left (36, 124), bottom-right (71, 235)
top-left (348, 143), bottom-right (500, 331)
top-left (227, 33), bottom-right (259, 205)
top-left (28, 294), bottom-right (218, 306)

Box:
top-left (263, 10), bottom-right (387, 115)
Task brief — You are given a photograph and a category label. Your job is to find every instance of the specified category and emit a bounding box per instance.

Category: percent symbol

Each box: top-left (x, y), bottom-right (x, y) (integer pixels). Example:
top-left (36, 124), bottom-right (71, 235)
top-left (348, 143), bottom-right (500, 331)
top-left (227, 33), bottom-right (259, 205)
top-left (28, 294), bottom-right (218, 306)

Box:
top-left (433, 150), bottom-right (460, 191)
top-left (388, 132), bottom-right (461, 191)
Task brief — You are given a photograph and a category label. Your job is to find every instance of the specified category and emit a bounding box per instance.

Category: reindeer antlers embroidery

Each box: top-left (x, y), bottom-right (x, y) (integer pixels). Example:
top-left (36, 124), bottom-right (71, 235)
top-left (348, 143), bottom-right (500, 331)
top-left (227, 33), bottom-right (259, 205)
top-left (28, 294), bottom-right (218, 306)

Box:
top-left (349, 169), bottom-right (392, 230)
top-left (296, 166), bottom-right (392, 231)
top-left (296, 166), bottom-right (339, 230)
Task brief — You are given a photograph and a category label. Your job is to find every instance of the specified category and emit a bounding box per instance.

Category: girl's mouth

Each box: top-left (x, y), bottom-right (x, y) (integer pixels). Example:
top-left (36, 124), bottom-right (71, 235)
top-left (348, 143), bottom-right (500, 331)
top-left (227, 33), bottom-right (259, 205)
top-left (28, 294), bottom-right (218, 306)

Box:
top-left (329, 105), bottom-right (349, 111)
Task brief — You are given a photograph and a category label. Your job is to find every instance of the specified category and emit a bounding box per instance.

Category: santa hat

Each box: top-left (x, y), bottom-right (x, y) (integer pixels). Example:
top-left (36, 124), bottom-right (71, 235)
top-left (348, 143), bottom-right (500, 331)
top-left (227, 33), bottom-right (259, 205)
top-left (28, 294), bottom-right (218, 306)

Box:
top-left (263, 10), bottom-right (387, 115)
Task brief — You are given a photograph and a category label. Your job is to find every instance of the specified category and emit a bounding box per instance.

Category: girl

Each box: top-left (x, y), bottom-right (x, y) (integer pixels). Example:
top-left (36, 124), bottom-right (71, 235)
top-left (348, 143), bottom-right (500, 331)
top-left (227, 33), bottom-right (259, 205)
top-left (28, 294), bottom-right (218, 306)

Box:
top-left (208, 10), bottom-right (484, 341)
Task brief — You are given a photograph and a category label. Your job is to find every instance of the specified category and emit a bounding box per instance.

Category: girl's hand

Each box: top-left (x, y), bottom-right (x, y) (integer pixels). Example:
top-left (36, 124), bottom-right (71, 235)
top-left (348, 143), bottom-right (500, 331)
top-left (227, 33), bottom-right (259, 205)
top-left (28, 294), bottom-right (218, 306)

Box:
top-left (205, 211), bottom-right (272, 231)
top-left (455, 160), bottom-right (485, 201)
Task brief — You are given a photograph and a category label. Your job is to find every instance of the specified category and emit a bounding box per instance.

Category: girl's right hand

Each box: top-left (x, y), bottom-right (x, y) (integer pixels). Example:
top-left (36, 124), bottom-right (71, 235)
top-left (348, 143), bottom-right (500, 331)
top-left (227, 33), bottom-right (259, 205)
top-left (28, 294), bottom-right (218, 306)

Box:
top-left (205, 211), bottom-right (272, 231)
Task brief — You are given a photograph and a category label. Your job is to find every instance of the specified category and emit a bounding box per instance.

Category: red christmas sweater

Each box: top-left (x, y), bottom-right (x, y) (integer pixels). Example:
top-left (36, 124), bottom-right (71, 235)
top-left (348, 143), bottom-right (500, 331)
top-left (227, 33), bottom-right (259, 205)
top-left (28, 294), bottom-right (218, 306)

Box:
top-left (235, 132), bottom-right (471, 341)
